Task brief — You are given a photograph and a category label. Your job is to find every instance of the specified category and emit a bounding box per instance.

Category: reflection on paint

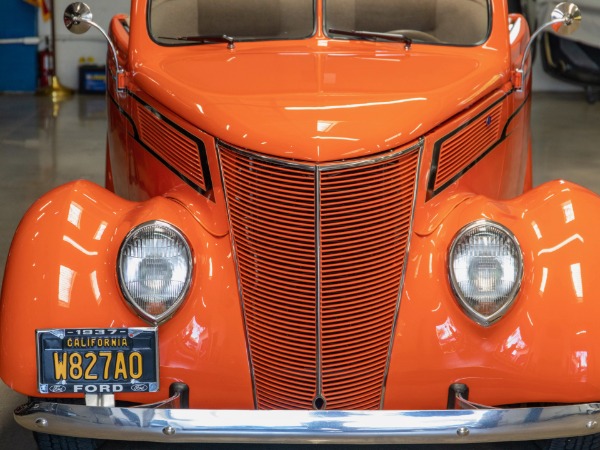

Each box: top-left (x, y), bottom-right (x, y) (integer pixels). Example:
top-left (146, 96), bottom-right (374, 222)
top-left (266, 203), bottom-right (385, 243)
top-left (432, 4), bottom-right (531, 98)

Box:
top-left (435, 317), bottom-right (458, 352)
top-left (93, 221), bottom-right (108, 241)
top-left (539, 267), bottom-right (548, 294)
top-left (182, 317), bottom-right (208, 358)
top-left (63, 235), bottom-right (98, 256)
top-left (58, 265), bottom-right (76, 306)
top-left (562, 201), bottom-right (575, 223)
top-left (571, 350), bottom-right (588, 377)
top-left (285, 97), bottom-right (427, 111)
top-left (90, 271), bottom-right (101, 304)
top-left (531, 221), bottom-right (542, 239)
top-left (317, 120), bottom-right (338, 132)
top-left (538, 234), bottom-right (583, 256)
top-left (570, 263), bottom-right (583, 299)
top-left (500, 326), bottom-right (528, 363)
top-left (312, 135), bottom-right (359, 141)
top-left (67, 202), bottom-right (83, 229)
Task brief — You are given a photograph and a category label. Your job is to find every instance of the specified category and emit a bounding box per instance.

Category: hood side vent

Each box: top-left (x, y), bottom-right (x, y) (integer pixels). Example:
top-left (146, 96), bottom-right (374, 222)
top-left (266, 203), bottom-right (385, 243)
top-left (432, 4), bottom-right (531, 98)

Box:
top-left (432, 101), bottom-right (504, 193)
top-left (137, 103), bottom-right (208, 192)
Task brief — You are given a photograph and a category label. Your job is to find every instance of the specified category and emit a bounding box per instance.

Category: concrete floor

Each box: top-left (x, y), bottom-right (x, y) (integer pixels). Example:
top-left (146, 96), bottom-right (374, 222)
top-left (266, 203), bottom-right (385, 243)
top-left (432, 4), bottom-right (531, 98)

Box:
top-left (0, 91), bottom-right (598, 449)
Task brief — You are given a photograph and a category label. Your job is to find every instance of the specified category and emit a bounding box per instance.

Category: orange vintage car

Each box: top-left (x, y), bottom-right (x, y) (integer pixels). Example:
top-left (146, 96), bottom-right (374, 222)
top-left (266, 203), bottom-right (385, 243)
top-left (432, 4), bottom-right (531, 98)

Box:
top-left (0, 0), bottom-right (596, 449)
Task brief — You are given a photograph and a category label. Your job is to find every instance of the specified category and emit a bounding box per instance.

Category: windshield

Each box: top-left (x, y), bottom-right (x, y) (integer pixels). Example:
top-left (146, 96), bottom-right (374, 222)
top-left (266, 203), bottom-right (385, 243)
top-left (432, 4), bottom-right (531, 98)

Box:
top-left (325, 0), bottom-right (490, 46)
top-left (149, 0), bottom-right (489, 47)
top-left (149, 0), bottom-right (316, 43)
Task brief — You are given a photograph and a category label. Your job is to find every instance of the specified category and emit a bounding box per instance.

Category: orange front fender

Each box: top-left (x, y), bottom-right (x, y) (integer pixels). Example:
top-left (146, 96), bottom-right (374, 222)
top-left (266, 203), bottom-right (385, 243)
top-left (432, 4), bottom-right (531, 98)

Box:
top-left (386, 180), bottom-right (600, 409)
top-left (0, 180), bottom-right (253, 408)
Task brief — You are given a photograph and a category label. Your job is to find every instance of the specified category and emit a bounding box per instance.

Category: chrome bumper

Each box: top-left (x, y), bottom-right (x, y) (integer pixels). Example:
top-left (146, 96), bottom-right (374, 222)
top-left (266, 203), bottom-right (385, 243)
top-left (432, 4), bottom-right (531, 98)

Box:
top-left (14, 400), bottom-right (600, 444)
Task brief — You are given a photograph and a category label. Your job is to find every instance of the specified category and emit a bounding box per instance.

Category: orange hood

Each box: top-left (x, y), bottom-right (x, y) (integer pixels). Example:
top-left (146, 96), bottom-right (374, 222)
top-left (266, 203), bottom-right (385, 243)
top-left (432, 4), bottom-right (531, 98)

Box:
top-left (134, 42), bottom-right (508, 162)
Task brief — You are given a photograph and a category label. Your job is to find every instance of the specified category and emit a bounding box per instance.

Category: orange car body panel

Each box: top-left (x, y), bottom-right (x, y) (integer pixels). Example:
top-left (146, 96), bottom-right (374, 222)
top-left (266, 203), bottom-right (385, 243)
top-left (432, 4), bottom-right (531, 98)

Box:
top-left (387, 180), bottom-right (600, 409)
top-left (0, 180), bottom-right (254, 407)
top-left (2, 0), bottom-right (600, 411)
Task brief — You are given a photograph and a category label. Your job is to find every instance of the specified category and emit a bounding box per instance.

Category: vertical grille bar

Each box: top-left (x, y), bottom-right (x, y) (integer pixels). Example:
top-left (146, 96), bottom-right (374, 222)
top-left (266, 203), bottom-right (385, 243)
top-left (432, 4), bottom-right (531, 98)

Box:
top-left (219, 143), bottom-right (420, 410)
top-left (315, 170), bottom-right (323, 406)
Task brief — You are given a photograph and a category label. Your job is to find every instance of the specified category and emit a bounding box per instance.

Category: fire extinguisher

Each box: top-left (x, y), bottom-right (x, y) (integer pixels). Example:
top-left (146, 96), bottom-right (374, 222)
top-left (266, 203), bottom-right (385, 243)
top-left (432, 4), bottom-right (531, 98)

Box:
top-left (38, 37), bottom-right (54, 88)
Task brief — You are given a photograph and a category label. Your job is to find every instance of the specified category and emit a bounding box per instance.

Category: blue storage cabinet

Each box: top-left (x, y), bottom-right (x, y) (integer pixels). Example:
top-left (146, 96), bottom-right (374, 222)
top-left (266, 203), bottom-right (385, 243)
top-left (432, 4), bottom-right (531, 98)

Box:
top-left (0, 0), bottom-right (38, 92)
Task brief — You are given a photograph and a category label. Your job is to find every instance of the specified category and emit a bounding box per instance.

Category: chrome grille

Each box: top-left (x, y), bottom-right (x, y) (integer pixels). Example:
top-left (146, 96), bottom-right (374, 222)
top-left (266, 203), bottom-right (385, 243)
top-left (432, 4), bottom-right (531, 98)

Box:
top-left (219, 142), bottom-right (421, 410)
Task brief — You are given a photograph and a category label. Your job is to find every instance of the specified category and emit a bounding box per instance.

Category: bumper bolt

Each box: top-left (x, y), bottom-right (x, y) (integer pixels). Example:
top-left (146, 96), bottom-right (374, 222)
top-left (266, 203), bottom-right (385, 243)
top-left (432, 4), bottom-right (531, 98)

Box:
top-left (587, 421), bottom-right (598, 429)
top-left (35, 418), bottom-right (48, 428)
top-left (457, 427), bottom-right (470, 437)
top-left (163, 426), bottom-right (176, 436)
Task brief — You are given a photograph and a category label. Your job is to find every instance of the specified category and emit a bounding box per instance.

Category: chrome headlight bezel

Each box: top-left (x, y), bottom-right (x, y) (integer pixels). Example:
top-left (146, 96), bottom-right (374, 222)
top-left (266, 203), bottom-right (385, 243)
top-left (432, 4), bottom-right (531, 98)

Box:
top-left (117, 220), bottom-right (193, 324)
top-left (448, 220), bottom-right (523, 327)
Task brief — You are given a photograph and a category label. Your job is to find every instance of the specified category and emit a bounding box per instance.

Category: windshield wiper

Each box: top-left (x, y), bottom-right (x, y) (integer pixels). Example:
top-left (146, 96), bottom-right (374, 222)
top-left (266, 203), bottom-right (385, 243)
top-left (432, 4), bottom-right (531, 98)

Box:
top-left (328, 29), bottom-right (411, 50)
top-left (158, 34), bottom-right (235, 49)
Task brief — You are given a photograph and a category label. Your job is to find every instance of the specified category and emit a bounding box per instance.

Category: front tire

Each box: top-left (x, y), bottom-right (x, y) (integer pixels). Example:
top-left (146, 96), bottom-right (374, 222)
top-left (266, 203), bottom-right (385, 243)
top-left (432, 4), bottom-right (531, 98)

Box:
top-left (33, 432), bottom-right (103, 450)
top-left (541, 434), bottom-right (600, 450)
top-left (28, 398), bottom-right (104, 450)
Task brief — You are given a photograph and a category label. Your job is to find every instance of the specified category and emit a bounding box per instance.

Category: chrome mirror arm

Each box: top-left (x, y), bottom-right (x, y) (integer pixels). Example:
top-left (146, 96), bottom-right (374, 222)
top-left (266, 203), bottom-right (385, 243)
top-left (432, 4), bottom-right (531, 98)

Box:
top-left (514, 2), bottom-right (582, 91)
top-left (79, 18), bottom-right (125, 91)
top-left (520, 18), bottom-right (563, 75)
top-left (64, 2), bottom-right (126, 92)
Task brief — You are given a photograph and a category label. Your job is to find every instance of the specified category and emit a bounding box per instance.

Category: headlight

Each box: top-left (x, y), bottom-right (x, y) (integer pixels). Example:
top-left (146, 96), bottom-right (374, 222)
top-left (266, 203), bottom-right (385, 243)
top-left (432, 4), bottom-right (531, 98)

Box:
top-left (448, 220), bottom-right (523, 326)
top-left (118, 221), bottom-right (193, 324)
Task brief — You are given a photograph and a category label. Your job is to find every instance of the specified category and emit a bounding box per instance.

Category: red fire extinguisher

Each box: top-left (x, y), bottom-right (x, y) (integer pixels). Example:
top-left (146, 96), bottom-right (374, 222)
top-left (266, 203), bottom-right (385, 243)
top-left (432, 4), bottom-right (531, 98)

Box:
top-left (38, 37), bottom-right (54, 88)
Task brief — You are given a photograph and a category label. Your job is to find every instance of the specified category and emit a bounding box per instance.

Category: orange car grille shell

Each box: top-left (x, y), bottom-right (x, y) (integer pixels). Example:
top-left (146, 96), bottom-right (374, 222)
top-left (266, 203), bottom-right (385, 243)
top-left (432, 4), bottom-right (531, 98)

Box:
top-left (219, 143), bottom-right (421, 410)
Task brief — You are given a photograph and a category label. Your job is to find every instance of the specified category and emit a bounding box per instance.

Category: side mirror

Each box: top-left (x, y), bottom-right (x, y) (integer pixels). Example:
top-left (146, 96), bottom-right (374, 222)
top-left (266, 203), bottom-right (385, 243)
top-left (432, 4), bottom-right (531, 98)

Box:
top-left (514, 2), bottom-right (582, 90)
top-left (64, 2), bottom-right (93, 35)
top-left (64, 2), bottom-right (126, 91)
top-left (550, 2), bottom-right (582, 36)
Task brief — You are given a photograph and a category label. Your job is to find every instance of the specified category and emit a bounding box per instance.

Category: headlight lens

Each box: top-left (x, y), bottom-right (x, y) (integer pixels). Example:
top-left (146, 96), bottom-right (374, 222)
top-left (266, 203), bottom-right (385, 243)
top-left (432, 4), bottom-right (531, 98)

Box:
top-left (448, 220), bottom-right (523, 326)
top-left (118, 221), bottom-right (192, 324)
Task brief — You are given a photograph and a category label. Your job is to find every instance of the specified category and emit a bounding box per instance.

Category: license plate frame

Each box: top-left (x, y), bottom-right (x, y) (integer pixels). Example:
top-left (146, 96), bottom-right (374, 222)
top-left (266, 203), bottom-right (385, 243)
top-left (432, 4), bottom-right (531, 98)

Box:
top-left (37, 327), bottom-right (159, 394)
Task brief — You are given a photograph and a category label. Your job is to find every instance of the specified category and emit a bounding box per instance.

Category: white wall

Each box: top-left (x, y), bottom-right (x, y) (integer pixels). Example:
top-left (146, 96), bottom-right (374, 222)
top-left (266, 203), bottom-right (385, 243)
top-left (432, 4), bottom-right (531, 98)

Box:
top-left (39, 0), bottom-right (130, 89)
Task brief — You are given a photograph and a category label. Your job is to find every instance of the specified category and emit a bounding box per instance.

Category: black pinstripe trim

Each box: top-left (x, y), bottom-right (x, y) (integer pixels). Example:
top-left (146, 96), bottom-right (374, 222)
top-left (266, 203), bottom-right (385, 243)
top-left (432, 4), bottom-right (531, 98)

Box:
top-left (427, 91), bottom-right (530, 200)
top-left (108, 92), bottom-right (214, 201)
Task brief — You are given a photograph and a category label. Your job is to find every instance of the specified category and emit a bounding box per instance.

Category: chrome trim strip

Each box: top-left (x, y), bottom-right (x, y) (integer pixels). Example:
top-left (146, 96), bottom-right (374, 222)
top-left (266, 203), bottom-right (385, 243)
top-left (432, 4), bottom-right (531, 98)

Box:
top-left (314, 169), bottom-right (323, 406)
top-left (379, 138), bottom-right (424, 408)
top-left (15, 401), bottom-right (600, 444)
top-left (214, 145), bottom-right (259, 409)
top-left (217, 140), bottom-right (421, 171)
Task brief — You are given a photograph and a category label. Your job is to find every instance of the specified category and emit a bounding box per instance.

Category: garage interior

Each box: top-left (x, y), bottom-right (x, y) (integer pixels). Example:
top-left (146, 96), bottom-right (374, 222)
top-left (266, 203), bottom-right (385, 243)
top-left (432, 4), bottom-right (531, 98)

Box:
top-left (1, 88), bottom-right (598, 450)
top-left (1, 0), bottom-right (600, 449)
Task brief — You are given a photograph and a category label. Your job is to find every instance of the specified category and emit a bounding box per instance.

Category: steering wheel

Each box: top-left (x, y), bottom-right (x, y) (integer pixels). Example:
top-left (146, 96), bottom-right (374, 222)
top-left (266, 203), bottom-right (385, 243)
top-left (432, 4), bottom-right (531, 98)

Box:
top-left (387, 30), bottom-right (442, 43)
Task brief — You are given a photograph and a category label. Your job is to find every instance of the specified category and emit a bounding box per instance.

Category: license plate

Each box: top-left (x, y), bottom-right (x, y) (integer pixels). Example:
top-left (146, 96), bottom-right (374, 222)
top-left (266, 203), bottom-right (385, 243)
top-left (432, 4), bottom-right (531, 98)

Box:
top-left (37, 327), bottom-right (158, 394)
